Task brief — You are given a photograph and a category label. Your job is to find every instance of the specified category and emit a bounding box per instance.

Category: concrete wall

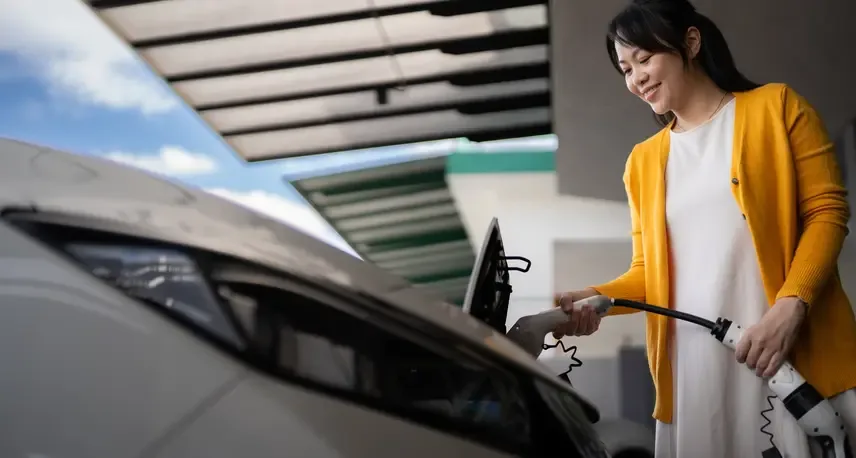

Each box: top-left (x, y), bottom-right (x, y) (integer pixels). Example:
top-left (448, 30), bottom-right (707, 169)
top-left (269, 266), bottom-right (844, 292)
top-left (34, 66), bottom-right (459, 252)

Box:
top-left (550, 0), bottom-right (856, 202)
top-left (838, 118), bottom-right (856, 237)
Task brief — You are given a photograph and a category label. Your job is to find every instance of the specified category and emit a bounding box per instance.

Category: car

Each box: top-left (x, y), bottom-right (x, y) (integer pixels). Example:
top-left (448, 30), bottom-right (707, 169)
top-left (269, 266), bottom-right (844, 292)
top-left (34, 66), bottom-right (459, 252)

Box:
top-left (0, 138), bottom-right (647, 457)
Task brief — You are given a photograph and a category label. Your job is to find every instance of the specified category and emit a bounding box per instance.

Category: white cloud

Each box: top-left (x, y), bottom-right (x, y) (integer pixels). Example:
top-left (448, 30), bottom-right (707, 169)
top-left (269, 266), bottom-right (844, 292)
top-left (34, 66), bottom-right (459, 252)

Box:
top-left (0, 0), bottom-right (177, 115)
top-left (204, 188), bottom-right (358, 257)
top-left (104, 146), bottom-right (218, 176)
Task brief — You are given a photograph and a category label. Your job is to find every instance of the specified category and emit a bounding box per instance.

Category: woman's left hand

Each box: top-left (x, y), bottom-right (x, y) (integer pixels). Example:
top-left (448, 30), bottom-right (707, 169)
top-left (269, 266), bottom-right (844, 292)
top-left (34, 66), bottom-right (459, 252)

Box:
top-left (735, 296), bottom-right (808, 377)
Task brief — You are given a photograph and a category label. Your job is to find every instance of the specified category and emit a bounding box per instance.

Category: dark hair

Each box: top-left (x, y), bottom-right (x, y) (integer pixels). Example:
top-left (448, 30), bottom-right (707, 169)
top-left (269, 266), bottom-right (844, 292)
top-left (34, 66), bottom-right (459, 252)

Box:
top-left (605, 0), bottom-right (761, 127)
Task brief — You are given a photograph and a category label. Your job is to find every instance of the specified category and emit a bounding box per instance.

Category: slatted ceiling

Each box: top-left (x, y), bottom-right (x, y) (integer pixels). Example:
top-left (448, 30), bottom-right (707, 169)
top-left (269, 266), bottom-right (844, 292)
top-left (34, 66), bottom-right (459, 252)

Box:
top-left (175, 44), bottom-right (547, 110)
top-left (413, 276), bottom-right (470, 291)
top-left (140, 5), bottom-right (545, 80)
top-left (88, 0), bottom-right (552, 162)
top-left (205, 78), bottom-right (549, 135)
top-left (365, 239), bottom-right (471, 263)
top-left (349, 216), bottom-right (463, 243)
top-left (338, 205), bottom-right (459, 231)
top-left (94, 0), bottom-right (374, 42)
top-left (95, 0), bottom-right (540, 46)
top-left (140, 18), bottom-right (384, 79)
top-left (383, 5), bottom-right (545, 43)
top-left (389, 43), bottom-right (546, 79)
top-left (413, 276), bottom-right (471, 300)
top-left (297, 155), bottom-right (446, 191)
top-left (391, 254), bottom-right (473, 278)
top-left (309, 181), bottom-right (441, 207)
top-left (376, 249), bottom-right (472, 270)
top-left (324, 188), bottom-right (453, 219)
top-left (291, 156), bottom-right (474, 305)
top-left (230, 107), bottom-right (550, 160)
top-left (172, 54), bottom-right (392, 108)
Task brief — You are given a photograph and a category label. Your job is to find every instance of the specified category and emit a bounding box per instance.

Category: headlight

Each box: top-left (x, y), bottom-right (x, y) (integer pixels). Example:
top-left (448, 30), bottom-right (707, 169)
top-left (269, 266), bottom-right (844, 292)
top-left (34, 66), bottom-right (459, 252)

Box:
top-left (64, 243), bottom-right (244, 349)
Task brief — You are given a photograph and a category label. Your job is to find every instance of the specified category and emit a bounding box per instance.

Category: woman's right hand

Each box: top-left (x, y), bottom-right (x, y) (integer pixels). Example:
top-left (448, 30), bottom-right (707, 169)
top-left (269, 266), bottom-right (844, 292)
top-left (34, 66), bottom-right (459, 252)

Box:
top-left (551, 288), bottom-right (602, 339)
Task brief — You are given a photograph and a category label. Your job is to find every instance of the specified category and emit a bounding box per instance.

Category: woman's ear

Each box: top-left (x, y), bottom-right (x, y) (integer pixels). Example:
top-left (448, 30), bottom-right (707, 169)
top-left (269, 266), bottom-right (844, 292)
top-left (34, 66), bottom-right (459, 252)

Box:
top-left (685, 26), bottom-right (702, 59)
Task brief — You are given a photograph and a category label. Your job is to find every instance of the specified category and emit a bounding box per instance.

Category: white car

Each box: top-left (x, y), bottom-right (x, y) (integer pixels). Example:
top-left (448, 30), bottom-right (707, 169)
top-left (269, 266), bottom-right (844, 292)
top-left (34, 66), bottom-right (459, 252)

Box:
top-left (0, 138), bottom-right (651, 457)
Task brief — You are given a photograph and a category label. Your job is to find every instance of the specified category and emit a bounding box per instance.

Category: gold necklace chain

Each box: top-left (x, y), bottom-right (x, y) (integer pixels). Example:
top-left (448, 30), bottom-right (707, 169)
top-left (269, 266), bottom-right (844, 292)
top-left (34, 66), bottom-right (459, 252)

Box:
top-left (674, 91), bottom-right (730, 133)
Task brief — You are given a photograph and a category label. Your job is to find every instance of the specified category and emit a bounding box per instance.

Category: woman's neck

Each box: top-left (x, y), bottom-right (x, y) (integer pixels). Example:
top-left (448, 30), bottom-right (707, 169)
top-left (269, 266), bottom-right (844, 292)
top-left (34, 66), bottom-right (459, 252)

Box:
top-left (671, 77), bottom-right (731, 132)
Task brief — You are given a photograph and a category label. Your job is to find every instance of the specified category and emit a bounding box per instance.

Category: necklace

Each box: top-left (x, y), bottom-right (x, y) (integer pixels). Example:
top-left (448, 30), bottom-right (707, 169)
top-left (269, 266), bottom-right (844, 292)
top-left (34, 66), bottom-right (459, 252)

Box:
top-left (673, 91), bottom-right (730, 133)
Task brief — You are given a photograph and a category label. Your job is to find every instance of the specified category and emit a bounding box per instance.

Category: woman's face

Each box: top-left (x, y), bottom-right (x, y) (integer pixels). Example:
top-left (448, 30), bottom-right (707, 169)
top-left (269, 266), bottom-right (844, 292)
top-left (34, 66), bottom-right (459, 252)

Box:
top-left (614, 43), bottom-right (688, 115)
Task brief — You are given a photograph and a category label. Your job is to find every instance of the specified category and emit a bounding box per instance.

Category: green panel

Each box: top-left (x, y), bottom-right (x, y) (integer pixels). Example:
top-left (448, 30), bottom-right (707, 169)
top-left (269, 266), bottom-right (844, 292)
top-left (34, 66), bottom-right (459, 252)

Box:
top-left (331, 199), bottom-right (455, 225)
top-left (314, 181), bottom-right (445, 207)
top-left (364, 228), bottom-right (469, 254)
top-left (342, 211), bottom-right (457, 234)
top-left (446, 151), bottom-right (555, 174)
top-left (291, 155), bottom-right (477, 304)
top-left (316, 169), bottom-right (446, 196)
top-left (406, 269), bottom-right (473, 285)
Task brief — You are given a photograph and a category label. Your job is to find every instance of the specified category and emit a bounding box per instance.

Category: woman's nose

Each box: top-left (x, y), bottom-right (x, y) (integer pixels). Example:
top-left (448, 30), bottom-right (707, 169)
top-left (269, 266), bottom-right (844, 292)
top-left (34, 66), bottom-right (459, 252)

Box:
top-left (633, 72), bottom-right (649, 88)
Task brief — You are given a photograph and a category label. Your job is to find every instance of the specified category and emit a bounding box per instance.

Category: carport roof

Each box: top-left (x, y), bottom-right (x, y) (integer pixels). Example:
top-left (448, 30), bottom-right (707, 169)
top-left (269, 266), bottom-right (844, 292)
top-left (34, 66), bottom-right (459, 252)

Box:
top-left (291, 154), bottom-right (472, 305)
top-left (85, 0), bottom-right (552, 162)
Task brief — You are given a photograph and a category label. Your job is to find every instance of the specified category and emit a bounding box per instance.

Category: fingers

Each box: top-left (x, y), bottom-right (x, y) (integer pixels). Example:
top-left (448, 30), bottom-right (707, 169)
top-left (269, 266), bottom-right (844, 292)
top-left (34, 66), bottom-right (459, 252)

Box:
top-left (552, 314), bottom-right (578, 338)
top-left (735, 338), bottom-right (750, 364)
top-left (583, 307), bottom-right (600, 335)
top-left (735, 325), bottom-right (788, 378)
top-left (762, 353), bottom-right (784, 378)
top-left (578, 306), bottom-right (602, 335)
top-left (553, 306), bottom-right (601, 338)
top-left (563, 307), bottom-right (581, 334)
top-left (754, 348), bottom-right (775, 377)
top-left (746, 341), bottom-right (764, 370)
top-left (551, 291), bottom-right (603, 339)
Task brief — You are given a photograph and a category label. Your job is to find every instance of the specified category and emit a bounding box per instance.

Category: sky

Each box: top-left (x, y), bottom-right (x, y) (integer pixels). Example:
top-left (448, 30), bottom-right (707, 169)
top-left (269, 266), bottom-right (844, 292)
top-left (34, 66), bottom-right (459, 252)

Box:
top-left (0, 0), bottom-right (556, 257)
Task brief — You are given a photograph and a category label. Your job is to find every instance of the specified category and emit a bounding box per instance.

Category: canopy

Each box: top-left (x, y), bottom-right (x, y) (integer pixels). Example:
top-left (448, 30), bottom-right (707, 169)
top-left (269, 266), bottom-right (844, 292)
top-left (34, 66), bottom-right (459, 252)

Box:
top-left (86, 0), bottom-right (552, 161)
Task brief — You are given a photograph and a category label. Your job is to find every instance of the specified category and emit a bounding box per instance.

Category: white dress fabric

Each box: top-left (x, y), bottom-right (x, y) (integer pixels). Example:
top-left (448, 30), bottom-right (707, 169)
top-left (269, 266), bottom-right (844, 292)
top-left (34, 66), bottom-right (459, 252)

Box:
top-left (655, 98), bottom-right (856, 458)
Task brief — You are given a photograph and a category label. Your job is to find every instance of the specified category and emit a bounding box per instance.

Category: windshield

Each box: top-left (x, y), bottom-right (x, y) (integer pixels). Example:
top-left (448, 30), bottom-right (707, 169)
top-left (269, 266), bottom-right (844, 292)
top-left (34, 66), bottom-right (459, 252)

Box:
top-left (216, 279), bottom-right (537, 454)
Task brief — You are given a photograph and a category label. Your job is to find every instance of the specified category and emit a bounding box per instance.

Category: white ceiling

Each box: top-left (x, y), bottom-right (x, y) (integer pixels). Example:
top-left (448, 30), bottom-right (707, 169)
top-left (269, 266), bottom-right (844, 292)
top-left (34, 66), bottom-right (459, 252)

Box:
top-left (86, 0), bottom-right (552, 162)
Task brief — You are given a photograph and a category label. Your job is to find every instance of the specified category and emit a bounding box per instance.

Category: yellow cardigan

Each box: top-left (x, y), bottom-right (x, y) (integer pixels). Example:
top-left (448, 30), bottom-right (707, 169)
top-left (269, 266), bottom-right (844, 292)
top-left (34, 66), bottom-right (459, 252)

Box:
top-left (593, 82), bottom-right (856, 424)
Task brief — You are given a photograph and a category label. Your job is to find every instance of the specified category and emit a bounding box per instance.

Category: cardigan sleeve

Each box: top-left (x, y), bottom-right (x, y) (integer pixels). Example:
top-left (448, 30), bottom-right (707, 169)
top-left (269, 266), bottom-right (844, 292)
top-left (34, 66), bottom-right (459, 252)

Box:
top-left (776, 85), bottom-right (851, 309)
top-left (592, 149), bottom-right (646, 315)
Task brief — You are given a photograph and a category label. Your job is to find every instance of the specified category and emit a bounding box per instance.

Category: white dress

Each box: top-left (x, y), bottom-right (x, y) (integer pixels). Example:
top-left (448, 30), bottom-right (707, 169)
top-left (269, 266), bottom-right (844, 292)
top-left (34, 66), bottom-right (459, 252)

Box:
top-left (655, 98), bottom-right (856, 458)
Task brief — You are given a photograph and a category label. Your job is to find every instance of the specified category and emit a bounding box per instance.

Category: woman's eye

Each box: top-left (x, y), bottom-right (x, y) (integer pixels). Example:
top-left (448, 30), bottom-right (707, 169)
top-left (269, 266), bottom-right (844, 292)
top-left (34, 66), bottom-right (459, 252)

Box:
top-left (640, 56), bottom-right (651, 64)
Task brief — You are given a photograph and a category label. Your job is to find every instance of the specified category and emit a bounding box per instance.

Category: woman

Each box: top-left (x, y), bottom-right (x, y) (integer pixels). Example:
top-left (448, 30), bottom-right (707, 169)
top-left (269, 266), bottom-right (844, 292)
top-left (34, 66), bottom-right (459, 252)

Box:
top-left (553, 1), bottom-right (856, 457)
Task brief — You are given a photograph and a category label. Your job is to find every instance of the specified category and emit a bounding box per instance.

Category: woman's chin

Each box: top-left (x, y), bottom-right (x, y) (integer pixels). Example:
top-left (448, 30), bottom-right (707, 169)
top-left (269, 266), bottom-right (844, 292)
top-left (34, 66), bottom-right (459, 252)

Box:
top-left (649, 103), bottom-right (671, 115)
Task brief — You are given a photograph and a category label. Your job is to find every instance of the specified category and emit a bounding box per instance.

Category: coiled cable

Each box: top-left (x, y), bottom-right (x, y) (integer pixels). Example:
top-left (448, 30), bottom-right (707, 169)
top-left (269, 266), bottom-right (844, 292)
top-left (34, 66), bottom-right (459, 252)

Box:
top-left (760, 395), bottom-right (784, 458)
top-left (542, 340), bottom-right (583, 384)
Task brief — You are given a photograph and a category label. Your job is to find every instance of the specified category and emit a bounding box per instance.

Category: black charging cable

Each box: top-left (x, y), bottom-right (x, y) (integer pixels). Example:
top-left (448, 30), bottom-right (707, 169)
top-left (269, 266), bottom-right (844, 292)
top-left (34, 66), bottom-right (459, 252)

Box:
top-left (553, 297), bottom-right (783, 457)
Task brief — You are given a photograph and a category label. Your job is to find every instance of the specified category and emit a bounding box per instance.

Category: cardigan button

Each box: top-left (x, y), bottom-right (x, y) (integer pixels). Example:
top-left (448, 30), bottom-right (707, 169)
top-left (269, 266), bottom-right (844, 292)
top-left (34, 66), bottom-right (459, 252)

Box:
top-left (731, 177), bottom-right (739, 185)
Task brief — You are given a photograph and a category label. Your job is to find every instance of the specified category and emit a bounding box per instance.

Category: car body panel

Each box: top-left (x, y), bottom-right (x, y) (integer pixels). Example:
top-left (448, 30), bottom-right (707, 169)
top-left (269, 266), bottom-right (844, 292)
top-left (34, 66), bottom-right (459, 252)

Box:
top-left (153, 373), bottom-right (517, 458)
top-left (0, 219), bottom-right (244, 458)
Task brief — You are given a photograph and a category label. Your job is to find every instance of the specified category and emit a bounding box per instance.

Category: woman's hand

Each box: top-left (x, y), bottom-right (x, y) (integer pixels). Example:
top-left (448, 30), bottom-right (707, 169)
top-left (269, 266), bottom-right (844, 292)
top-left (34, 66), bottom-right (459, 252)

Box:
top-left (551, 288), bottom-right (603, 339)
top-left (735, 296), bottom-right (808, 377)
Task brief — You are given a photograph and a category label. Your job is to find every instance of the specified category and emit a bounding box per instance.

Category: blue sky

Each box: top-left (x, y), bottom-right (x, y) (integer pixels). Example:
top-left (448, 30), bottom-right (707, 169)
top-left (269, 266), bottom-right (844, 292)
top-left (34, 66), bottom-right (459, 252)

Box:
top-left (0, 0), bottom-right (555, 256)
